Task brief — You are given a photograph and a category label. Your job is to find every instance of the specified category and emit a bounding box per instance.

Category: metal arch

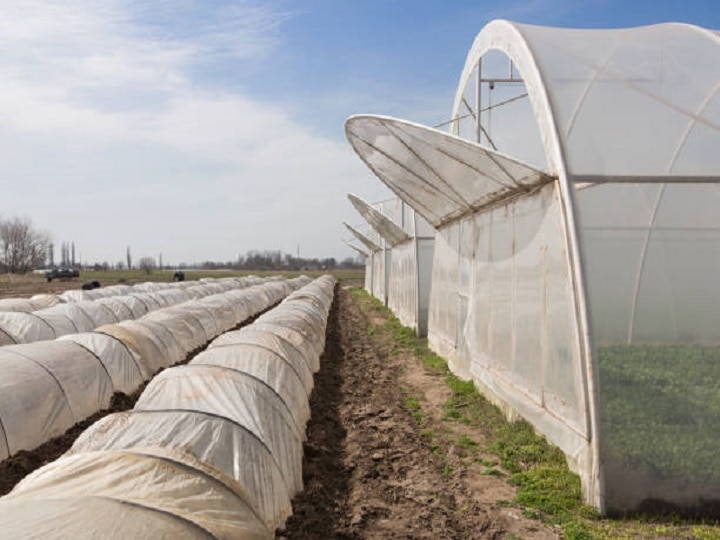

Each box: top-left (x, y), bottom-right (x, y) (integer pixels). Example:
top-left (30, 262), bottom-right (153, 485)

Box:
top-left (450, 19), bottom-right (604, 512)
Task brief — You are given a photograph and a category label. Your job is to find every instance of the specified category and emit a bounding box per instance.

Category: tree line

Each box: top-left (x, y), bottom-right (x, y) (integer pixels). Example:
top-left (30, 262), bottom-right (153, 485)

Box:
top-left (0, 217), bottom-right (364, 275)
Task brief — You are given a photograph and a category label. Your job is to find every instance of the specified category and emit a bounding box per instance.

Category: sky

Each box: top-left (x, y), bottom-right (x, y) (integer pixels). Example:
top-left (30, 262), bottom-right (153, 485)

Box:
top-left (0, 0), bottom-right (718, 266)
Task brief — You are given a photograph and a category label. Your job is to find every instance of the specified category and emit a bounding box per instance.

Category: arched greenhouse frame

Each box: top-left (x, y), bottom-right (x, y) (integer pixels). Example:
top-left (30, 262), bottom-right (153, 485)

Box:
top-left (346, 20), bottom-right (720, 515)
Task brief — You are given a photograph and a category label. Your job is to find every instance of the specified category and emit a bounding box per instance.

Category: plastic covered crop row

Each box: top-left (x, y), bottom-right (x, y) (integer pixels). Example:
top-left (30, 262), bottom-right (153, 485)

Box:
top-left (0, 277), bottom-right (308, 465)
top-left (0, 276), bottom-right (335, 538)
top-left (0, 276), bottom-right (262, 313)
top-left (0, 278), bottom-right (272, 346)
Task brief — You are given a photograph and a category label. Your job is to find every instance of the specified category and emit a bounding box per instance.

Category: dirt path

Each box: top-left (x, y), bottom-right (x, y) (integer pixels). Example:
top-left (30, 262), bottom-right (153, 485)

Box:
top-left (280, 287), bottom-right (559, 539)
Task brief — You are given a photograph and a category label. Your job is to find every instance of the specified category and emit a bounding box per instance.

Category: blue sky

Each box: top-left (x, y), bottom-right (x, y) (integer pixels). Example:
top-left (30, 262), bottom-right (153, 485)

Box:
top-left (0, 0), bottom-right (718, 266)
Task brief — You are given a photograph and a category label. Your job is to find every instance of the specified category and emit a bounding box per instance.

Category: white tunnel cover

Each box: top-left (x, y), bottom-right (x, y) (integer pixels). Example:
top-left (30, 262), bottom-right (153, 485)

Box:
top-left (345, 114), bottom-right (555, 227)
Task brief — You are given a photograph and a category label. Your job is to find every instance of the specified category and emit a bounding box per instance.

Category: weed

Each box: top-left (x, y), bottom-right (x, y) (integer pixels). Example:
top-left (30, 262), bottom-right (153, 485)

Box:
top-left (457, 435), bottom-right (479, 451)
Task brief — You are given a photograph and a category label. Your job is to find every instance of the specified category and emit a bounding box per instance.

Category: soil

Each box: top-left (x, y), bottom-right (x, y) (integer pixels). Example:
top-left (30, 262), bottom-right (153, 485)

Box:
top-left (279, 287), bottom-right (560, 539)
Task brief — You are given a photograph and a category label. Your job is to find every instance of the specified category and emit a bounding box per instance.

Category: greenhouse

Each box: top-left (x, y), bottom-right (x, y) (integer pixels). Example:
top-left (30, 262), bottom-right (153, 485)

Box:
top-left (346, 20), bottom-right (720, 514)
top-left (343, 221), bottom-right (383, 299)
top-left (348, 193), bottom-right (435, 336)
top-left (0, 276), bottom-right (336, 537)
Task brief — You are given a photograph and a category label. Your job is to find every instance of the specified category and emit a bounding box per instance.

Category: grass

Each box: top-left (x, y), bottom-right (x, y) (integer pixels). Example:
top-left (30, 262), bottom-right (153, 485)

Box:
top-left (349, 286), bottom-right (720, 540)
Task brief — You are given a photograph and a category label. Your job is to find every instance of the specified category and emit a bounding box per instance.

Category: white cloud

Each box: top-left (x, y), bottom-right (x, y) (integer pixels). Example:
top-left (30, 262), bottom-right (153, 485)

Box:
top-left (0, 0), bottom-right (383, 264)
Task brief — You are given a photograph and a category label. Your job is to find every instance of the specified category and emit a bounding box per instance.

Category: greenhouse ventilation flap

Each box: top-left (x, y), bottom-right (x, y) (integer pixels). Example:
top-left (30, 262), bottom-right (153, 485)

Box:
top-left (345, 114), bottom-right (555, 228)
top-left (342, 222), bottom-right (381, 252)
top-left (342, 239), bottom-right (368, 258)
top-left (347, 193), bottom-right (411, 247)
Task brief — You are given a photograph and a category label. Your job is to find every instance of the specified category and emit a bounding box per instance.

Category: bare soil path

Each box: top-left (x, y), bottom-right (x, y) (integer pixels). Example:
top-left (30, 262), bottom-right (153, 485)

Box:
top-left (280, 287), bottom-right (560, 539)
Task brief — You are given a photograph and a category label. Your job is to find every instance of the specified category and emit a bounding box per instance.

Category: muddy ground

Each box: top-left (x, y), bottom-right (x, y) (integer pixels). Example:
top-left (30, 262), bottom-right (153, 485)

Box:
top-left (280, 287), bottom-right (560, 539)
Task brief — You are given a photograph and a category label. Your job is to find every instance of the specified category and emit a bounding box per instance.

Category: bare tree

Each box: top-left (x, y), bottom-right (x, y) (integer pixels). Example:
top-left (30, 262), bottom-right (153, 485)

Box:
top-left (0, 217), bottom-right (51, 274)
top-left (126, 246), bottom-right (132, 270)
top-left (138, 256), bottom-right (155, 275)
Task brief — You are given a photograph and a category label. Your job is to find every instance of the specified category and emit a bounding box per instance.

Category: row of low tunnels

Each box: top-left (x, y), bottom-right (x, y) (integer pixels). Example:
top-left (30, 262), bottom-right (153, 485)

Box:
top-left (0, 277), bottom-right (274, 345)
top-left (0, 274), bottom-right (336, 537)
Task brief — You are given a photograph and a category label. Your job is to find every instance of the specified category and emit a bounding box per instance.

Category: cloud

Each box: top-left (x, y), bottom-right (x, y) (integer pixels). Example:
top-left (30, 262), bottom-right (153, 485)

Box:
top-left (0, 0), bottom-right (383, 264)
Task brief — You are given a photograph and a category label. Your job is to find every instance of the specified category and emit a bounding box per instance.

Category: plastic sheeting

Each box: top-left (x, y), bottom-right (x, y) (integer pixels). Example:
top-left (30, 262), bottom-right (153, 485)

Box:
top-left (2, 450), bottom-right (269, 538)
top-left (345, 115), bottom-right (554, 228)
top-left (0, 278), bottom-right (258, 346)
top-left (60, 332), bottom-right (144, 395)
top-left (345, 18), bottom-right (720, 515)
top-left (0, 275), bottom-right (337, 537)
top-left (0, 277), bottom-right (306, 465)
top-left (0, 341), bottom-right (113, 460)
top-left (348, 193), bottom-right (410, 247)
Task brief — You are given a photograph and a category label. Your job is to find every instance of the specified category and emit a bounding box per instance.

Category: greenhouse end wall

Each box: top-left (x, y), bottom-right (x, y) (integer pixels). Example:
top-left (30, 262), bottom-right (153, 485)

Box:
top-left (577, 182), bottom-right (720, 513)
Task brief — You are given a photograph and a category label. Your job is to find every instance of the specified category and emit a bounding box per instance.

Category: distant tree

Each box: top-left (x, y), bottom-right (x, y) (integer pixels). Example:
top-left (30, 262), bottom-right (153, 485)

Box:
top-left (126, 246), bottom-right (132, 270)
top-left (158, 253), bottom-right (163, 270)
top-left (0, 216), bottom-right (51, 274)
top-left (47, 243), bottom-right (55, 267)
top-left (138, 256), bottom-right (155, 274)
top-left (115, 261), bottom-right (125, 270)
top-left (71, 242), bottom-right (76, 267)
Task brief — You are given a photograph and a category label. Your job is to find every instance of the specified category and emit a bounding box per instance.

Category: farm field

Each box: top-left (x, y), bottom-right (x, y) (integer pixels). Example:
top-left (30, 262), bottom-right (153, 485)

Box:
top-left (0, 269), bottom-right (364, 299)
top-left (1, 276), bottom-right (719, 538)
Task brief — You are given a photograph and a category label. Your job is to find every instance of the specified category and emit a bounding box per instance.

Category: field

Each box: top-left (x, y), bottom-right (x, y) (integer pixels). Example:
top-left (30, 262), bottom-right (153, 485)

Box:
top-left (1, 273), bottom-right (720, 538)
top-left (0, 269), bottom-right (364, 297)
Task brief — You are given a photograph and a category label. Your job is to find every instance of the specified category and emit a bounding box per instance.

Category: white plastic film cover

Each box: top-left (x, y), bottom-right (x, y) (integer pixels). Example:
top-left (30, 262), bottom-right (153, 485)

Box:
top-left (69, 410), bottom-right (292, 530)
top-left (515, 22), bottom-right (720, 179)
top-left (97, 323), bottom-right (167, 379)
top-left (387, 240), bottom-right (419, 333)
top-left (209, 328), bottom-right (314, 396)
top-left (576, 182), bottom-right (720, 512)
top-left (32, 307), bottom-right (79, 338)
top-left (2, 450), bottom-right (269, 539)
top-left (73, 301), bottom-right (119, 327)
top-left (345, 115), bottom-right (554, 228)
top-left (111, 295), bottom-right (150, 318)
top-left (257, 308), bottom-right (327, 356)
top-left (135, 365), bottom-right (304, 494)
top-left (0, 341), bottom-right (113, 457)
top-left (29, 294), bottom-right (62, 311)
top-left (143, 309), bottom-right (208, 352)
top-left (0, 298), bottom-right (35, 313)
top-left (248, 322), bottom-right (318, 375)
top-left (343, 222), bottom-right (382, 252)
top-left (191, 345), bottom-right (311, 429)
top-left (0, 312), bottom-right (55, 344)
top-left (60, 332), bottom-right (144, 395)
top-left (94, 297), bottom-right (134, 322)
top-left (348, 193), bottom-right (411, 247)
top-left (128, 320), bottom-right (186, 367)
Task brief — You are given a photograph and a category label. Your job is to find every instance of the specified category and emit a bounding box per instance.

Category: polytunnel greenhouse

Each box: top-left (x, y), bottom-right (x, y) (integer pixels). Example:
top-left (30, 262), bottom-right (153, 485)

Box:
top-left (347, 193), bottom-right (435, 336)
top-left (345, 20), bottom-right (720, 515)
top-left (0, 276), bottom-right (336, 537)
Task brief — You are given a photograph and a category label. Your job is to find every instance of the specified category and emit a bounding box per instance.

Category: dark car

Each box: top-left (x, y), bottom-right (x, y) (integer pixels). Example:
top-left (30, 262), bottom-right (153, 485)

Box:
top-left (46, 268), bottom-right (80, 282)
